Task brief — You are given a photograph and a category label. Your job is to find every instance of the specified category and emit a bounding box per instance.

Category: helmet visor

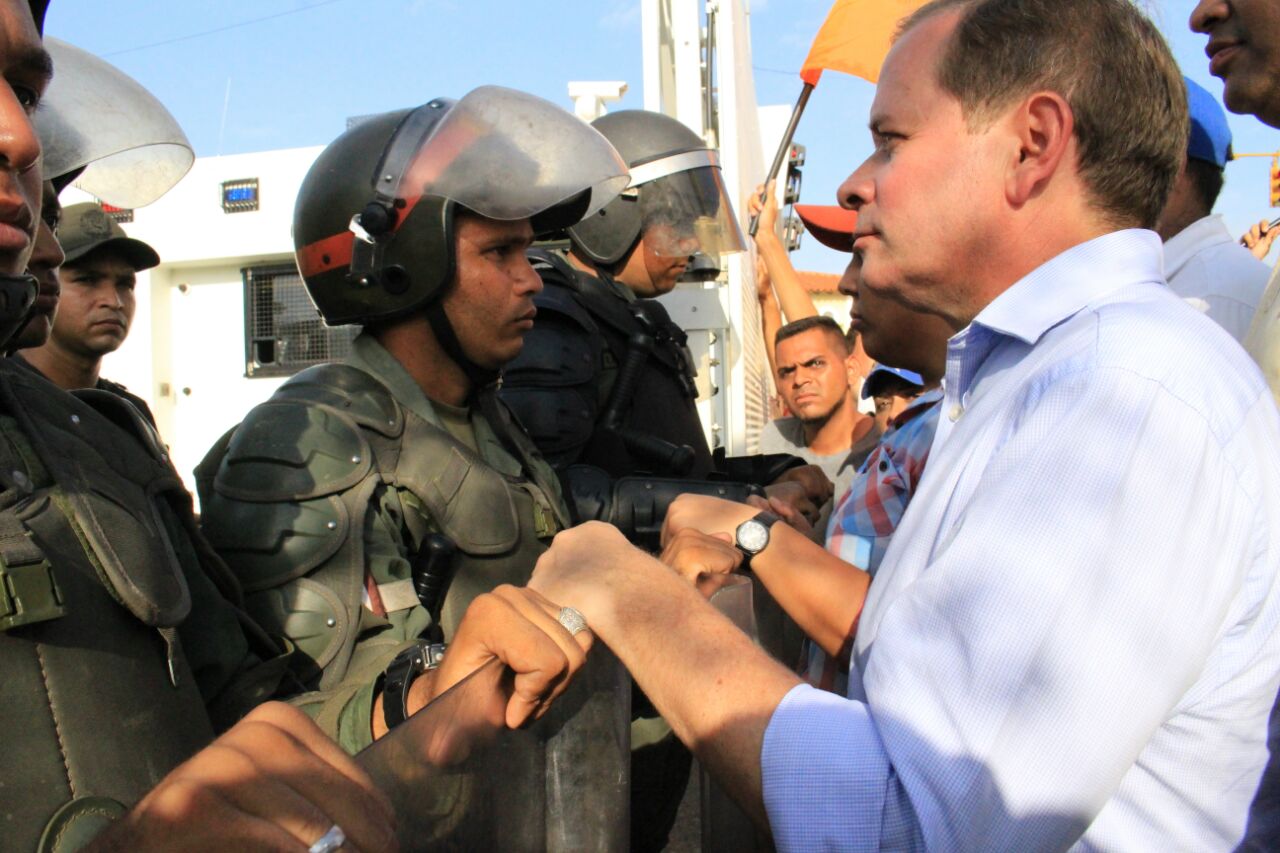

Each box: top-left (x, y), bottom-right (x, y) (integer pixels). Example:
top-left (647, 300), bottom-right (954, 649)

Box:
top-left (37, 39), bottom-right (193, 208)
top-left (377, 86), bottom-right (628, 228)
top-left (636, 160), bottom-right (745, 262)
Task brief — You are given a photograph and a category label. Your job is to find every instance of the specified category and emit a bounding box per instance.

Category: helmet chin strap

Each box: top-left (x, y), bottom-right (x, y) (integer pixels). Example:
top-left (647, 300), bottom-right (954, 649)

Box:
top-left (425, 298), bottom-right (499, 398)
top-left (0, 273), bottom-right (38, 352)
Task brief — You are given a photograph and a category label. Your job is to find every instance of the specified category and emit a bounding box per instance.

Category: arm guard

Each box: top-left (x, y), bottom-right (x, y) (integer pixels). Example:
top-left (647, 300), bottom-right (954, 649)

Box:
top-left (564, 464), bottom-right (763, 552)
top-left (712, 447), bottom-right (808, 488)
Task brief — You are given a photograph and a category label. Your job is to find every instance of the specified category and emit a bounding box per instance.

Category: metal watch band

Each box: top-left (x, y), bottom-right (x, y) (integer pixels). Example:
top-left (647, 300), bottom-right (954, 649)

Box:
top-left (381, 639), bottom-right (446, 730)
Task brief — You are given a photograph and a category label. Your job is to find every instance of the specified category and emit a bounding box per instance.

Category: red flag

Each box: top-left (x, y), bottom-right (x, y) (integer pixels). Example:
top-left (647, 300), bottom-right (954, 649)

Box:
top-left (800, 0), bottom-right (930, 86)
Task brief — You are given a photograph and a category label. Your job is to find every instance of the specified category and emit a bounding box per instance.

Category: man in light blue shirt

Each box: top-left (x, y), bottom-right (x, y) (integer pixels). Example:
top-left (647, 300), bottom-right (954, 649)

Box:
top-left (530, 0), bottom-right (1280, 848)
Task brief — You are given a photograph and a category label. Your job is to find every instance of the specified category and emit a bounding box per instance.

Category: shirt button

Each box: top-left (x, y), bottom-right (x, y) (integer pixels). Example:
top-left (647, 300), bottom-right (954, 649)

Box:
top-left (949, 404), bottom-right (964, 422)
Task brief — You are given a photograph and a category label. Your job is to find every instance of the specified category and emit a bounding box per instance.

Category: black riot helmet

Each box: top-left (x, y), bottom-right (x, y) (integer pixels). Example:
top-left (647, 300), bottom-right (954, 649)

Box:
top-left (293, 86), bottom-right (629, 331)
top-left (567, 110), bottom-right (745, 272)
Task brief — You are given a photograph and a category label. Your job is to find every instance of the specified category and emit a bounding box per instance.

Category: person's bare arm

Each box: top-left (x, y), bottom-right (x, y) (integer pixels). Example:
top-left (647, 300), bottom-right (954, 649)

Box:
top-left (529, 523), bottom-right (800, 831)
top-left (748, 185), bottom-right (818, 323)
top-left (756, 252), bottom-right (782, 379)
top-left (663, 494), bottom-right (868, 656)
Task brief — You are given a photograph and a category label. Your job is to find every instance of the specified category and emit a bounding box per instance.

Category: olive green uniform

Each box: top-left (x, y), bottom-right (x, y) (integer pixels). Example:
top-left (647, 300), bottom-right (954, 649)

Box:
top-left (0, 360), bottom-right (370, 852)
top-left (197, 334), bottom-right (568, 751)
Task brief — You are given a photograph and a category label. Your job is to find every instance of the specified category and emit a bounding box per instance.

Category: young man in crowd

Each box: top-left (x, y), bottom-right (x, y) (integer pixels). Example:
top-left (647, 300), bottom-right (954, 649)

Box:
top-left (763, 315), bottom-right (879, 497)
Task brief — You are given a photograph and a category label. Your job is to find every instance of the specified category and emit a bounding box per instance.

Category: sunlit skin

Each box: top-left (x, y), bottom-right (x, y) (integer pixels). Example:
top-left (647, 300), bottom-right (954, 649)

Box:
top-left (0, 1), bottom-right (50, 279)
top-left (1191, 0), bottom-right (1280, 128)
top-left (443, 214), bottom-right (541, 369)
top-left (836, 255), bottom-right (949, 385)
top-left (376, 214), bottom-right (541, 407)
top-left (839, 10), bottom-right (1102, 333)
top-left (11, 179), bottom-right (63, 350)
top-left (773, 327), bottom-right (861, 454)
top-left (612, 224), bottom-right (696, 296)
top-left (21, 250), bottom-right (140, 391)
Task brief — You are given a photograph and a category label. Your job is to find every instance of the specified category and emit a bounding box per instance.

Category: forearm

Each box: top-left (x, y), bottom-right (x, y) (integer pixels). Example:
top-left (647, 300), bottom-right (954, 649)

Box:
top-left (759, 288), bottom-right (781, 379)
top-left (589, 552), bottom-right (801, 829)
top-left (751, 523), bottom-right (870, 657)
top-left (757, 233), bottom-right (817, 322)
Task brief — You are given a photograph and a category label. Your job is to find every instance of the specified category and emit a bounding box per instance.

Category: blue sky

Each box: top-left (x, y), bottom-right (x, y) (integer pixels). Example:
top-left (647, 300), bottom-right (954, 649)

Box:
top-left (43, 0), bottom-right (1280, 274)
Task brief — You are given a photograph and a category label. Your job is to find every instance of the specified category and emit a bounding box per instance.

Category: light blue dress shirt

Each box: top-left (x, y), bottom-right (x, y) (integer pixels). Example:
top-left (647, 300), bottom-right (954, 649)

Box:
top-left (761, 230), bottom-right (1280, 851)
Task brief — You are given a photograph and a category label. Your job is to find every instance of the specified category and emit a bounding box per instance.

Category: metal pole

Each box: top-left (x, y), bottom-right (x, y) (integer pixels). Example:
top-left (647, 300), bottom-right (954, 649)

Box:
top-left (747, 82), bottom-right (814, 237)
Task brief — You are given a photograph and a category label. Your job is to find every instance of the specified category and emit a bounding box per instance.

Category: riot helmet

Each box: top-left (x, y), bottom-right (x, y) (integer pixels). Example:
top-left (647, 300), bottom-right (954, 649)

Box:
top-left (36, 39), bottom-right (194, 209)
top-left (293, 86), bottom-right (629, 330)
top-left (567, 110), bottom-right (745, 272)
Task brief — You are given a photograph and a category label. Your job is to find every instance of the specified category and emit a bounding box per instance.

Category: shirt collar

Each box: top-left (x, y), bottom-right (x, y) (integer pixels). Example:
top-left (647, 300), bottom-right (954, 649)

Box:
top-left (348, 332), bottom-right (442, 427)
top-left (970, 228), bottom-right (1165, 347)
top-left (346, 332), bottom-right (523, 476)
top-left (1162, 214), bottom-right (1232, 280)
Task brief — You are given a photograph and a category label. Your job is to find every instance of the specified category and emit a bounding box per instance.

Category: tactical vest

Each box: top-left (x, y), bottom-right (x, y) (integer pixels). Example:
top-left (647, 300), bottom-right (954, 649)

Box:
top-left (0, 362), bottom-right (245, 853)
top-left (197, 363), bottom-right (565, 691)
top-left (501, 250), bottom-right (715, 479)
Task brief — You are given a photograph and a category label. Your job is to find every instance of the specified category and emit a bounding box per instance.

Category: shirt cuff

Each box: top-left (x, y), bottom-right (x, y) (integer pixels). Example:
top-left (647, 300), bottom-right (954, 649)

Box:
top-left (761, 684), bottom-right (897, 852)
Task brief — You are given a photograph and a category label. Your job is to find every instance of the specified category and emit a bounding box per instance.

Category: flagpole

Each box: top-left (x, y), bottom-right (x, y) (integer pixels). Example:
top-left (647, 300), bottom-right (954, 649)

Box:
top-left (749, 81), bottom-right (815, 237)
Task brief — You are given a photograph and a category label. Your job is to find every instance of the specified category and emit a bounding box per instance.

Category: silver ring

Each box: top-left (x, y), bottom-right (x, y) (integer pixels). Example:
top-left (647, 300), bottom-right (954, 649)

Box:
top-left (308, 823), bottom-right (346, 853)
top-left (557, 606), bottom-right (588, 636)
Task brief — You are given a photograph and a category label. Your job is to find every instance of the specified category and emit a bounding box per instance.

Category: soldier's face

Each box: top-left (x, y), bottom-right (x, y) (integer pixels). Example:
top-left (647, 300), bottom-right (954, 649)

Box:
top-left (445, 214), bottom-right (540, 369)
top-left (616, 224), bottom-right (695, 296)
top-left (1191, 0), bottom-right (1280, 127)
top-left (12, 179), bottom-right (62, 349)
top-left (52, 251), bottom-right (137, 359)
top-left (0, 1), bottom-right (49, 278)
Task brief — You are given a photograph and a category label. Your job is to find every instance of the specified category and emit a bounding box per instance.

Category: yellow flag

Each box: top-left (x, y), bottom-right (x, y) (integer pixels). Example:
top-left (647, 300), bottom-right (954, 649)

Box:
top-left (800, 0), bottom-right (930, 86)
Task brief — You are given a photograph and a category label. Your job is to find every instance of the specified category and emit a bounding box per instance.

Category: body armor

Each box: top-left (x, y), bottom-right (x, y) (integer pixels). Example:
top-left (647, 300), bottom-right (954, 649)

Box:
top-left (0, 361), bottom-right (285, 853)
top-left (502, 249), bottom-right (713, 479)
top-left (197, 363), bottom-right (566, 691)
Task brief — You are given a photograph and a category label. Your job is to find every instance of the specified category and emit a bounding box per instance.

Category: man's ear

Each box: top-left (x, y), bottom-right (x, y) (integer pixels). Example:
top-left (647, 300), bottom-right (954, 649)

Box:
top-left (1005, 91), bottom-right (1075, 207)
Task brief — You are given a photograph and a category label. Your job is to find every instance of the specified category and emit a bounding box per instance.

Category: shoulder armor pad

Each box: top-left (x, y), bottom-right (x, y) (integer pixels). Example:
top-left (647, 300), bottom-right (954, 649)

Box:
top-left (213, 399), bottom-right (373, 503)
top-left (200, 491), bottom-right (350, 591)
top-left (504, 306), bottom-right (603, 388)
top-left (532, 277), bottom-right (600, 335)
top-left (275, 363), bottom-right (404, 439)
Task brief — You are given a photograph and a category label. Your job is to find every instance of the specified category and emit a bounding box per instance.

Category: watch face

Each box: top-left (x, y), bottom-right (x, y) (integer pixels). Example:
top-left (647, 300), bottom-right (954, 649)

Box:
top-left (737, 519), bottom-right (769, 554)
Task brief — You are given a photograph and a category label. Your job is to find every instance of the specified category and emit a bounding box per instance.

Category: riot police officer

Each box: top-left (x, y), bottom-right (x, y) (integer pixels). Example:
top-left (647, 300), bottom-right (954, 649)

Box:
top-left (501, 110), bottom-right (829, 548)
top-left (500, 108), bottom-right (824, 851)
top-left (0, 24), bottom-right (606, 845)
top-left (196, 88), bottom-right (627, 730)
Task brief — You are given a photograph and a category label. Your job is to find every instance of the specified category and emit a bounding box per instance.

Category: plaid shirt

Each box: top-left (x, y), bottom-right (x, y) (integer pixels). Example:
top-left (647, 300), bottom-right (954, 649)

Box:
top-left (799, 389), bottom-right (943, 693)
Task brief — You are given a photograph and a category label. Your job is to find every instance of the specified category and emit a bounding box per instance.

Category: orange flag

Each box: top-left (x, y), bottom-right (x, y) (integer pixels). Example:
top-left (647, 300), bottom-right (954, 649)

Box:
top-left (800, 0), bottom-right (930, 86)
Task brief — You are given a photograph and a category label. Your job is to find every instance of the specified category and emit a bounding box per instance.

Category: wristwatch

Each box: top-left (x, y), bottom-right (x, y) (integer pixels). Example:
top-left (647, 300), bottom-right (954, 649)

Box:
top-left (734, 511), bottom-right (781, 565)
top-left (381, 639), bottom-right (447, 730)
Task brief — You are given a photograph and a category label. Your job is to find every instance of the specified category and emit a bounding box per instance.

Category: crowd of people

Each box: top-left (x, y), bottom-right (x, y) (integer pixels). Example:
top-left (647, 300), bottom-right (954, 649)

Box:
top-left (1, 0), bottom-right (1279, 850)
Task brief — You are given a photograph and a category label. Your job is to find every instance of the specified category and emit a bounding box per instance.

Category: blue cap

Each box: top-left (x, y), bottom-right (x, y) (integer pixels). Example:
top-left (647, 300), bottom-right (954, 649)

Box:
top-left (862, 365), bottom-right (925, 399)
top-left (1185, 76), bottom-right (1232, 169)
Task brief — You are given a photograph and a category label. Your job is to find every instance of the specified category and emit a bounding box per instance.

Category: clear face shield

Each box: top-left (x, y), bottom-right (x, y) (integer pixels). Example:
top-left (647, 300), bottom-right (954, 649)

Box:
top-left (36, 39), bottom-right (194, 208)
top-left (630, 150), bottom-right (745, 267)
top-left (349, 86), bottom-right (629, 280)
